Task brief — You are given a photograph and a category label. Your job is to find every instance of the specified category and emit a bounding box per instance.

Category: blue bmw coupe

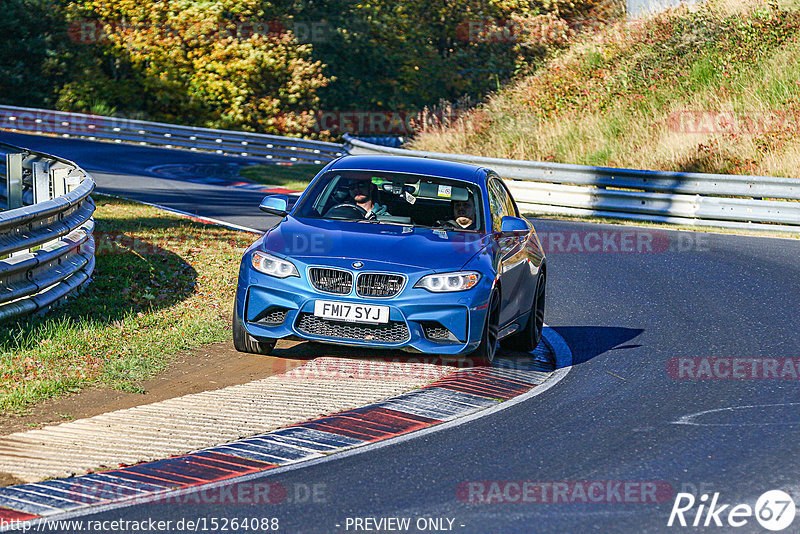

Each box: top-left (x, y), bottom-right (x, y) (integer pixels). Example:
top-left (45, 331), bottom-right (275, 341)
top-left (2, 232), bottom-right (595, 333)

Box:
top-left (233, 155), bottom-right (546, 362)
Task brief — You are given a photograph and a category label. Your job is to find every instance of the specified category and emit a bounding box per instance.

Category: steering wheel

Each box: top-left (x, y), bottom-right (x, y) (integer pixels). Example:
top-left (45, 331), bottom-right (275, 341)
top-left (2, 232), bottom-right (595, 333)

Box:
top-left (325, 203), bottom-right (368, 219)
top-left (435, 219), bottom-right (458, 229)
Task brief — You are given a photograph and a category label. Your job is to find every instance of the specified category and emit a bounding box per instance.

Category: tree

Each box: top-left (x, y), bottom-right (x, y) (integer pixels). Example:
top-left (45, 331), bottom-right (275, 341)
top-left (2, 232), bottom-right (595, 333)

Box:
top-left (278, 0), bottom-right (622, 116)
top-left (0, 0), bottom-right (73, 108)
top-left (60, 0), bottom-right (329, 134)
top-left (280, 0), bottom-right (538, 112)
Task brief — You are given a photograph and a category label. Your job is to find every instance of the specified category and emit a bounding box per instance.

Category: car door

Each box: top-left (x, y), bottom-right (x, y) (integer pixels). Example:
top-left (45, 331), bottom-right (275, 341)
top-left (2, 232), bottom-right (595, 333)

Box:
top-left (487, 176), bottom-right (531, 325)
top-left (496, 177), bottom-right (542, 316)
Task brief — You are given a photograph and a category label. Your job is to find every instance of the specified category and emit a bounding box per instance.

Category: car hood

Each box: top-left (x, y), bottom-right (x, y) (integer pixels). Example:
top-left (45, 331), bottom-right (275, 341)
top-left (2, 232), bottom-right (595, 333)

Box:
top-left (262, 216), bottom-right (490, 271)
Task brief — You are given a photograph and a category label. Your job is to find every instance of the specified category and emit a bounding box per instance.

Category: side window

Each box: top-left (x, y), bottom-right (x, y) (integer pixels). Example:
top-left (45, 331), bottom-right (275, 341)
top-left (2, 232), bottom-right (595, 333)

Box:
top-left (497, 179), bottom-right (519, 217)
top-left (488, 174), bottom-right (518, 217)
top-left (487, 179), bottom-right (510, 231)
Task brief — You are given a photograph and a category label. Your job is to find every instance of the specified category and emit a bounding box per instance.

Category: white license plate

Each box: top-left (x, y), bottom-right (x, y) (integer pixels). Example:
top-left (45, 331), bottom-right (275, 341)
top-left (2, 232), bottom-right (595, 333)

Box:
top-left (314, 300), bottom-right (390, 324)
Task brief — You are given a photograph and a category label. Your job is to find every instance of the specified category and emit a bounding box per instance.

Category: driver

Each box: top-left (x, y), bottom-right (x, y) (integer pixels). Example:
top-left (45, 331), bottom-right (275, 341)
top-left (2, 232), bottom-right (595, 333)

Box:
top-left (348, 180), bottom-right (388, 219)
top-left (438, 199), bottom-right (476, 230)
top-left (452, 199), bottom-right (476, 229)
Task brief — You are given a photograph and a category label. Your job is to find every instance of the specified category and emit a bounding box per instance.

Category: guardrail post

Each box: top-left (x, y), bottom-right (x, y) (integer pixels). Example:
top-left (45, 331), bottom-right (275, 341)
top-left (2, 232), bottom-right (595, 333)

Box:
top-left (51, 167), bottom-right (68, 198)
top-left (33, 161), bottom-right (51, 204)
top-left (5, 153), bottom-right (23, 210)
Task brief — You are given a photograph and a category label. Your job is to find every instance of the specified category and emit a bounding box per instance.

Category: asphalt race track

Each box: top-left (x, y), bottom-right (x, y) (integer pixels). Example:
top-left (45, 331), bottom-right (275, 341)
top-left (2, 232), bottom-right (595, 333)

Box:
top-left (3, 131), bottom-right (799, 533)
top-left (0, 131), bottom-right (271, 231)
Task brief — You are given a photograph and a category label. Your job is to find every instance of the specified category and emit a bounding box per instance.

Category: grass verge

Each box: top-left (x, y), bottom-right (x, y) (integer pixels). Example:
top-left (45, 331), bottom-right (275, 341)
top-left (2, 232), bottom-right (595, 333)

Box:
top-left (239, 163), bottom-right (324, 191)
top-left (0, 196), bottom-right (256, 413)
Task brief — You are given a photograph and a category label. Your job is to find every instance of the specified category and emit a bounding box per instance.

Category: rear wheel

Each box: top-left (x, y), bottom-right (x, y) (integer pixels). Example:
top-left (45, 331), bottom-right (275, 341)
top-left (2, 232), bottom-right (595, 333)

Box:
top-left (468, 291), bottom-right (500, 364)
top-left (503, 270), bottom-right (546, 352)
top-left (232, 304), bottom-right (276, 355)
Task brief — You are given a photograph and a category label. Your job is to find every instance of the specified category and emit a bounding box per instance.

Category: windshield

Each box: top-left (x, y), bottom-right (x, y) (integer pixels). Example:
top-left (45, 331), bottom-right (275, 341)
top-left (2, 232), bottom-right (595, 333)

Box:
top-left (294, 170), bottom-right (484, 232)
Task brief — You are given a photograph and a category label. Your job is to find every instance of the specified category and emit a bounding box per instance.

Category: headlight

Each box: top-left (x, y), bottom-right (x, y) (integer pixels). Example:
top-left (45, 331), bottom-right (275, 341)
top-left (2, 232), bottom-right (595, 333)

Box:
top-left (414, 271), bottom-right (481, 292)
top-left (251, 251), bottom-right (299, 278)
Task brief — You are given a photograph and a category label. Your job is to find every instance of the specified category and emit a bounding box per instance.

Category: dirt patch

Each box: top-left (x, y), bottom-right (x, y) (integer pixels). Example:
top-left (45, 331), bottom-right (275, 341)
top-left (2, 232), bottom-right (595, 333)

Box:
top-left (0, 472), bottom-right (24, 486)
top-left (0, 340), bottom-right (309, 436)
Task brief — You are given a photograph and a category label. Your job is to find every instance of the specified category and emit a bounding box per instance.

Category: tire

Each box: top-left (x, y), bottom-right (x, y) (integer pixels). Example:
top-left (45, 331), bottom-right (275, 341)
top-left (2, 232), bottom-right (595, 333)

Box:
top-left (503, 270), bottom-right (546, 352)
top-left (468, 290), bottom-right (500, 364)
top-left (232, 304), bottom-right (276, 355)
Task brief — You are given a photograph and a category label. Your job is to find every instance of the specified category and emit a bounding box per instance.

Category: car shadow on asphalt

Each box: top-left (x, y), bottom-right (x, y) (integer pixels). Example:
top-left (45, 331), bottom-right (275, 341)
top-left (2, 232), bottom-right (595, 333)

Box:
top-left (550, 326), bottom-right (644, 367)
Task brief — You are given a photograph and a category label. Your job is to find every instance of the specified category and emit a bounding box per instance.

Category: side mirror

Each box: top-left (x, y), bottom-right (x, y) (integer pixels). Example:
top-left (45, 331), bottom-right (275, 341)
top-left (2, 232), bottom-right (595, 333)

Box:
top-left (259, 195), bottom-right (289, 216)
top-left (498, 216), bottom-right (529, 236)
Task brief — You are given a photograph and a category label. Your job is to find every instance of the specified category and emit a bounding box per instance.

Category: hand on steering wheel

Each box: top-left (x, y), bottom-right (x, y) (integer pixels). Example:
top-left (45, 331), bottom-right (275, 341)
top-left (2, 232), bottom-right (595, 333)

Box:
top-left (325, 203), bottom-right (368, 219)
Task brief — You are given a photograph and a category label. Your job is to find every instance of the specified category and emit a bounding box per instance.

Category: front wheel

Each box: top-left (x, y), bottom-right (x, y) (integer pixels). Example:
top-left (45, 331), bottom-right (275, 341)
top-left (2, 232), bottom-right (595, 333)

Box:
top-left (232, 304), bottom-right (276, 355)
top-left (468, 291), bottom-right (500, 364)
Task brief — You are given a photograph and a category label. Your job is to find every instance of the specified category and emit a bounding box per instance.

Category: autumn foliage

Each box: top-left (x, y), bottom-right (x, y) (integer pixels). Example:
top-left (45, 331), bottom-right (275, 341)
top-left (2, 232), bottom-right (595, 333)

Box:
top-left (0, 0), bottom-right (623, 136)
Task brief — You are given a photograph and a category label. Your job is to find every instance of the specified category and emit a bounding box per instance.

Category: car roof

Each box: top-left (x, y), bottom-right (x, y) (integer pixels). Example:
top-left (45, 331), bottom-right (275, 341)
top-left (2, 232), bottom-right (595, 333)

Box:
top-left (326, 155), bottom-right (486, 184)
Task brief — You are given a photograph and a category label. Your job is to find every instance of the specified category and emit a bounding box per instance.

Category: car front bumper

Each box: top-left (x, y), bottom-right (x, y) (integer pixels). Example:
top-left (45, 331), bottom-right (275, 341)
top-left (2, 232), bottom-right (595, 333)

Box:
top-left (236, 259), bottom-right (494, 356)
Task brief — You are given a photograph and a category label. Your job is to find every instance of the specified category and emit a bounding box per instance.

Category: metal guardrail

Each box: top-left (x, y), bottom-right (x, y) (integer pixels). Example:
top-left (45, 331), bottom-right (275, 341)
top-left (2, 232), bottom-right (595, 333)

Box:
top-left (0, 105), bottom-right (346, 165)
top-left (344, 135), bottom-right (800, 233)
top-left (0, 143), bottom-right (95, 322)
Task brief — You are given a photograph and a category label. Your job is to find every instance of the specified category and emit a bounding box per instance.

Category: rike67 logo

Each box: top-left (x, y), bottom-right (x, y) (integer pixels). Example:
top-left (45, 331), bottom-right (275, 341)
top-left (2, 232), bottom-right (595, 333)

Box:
top-left (668, 490), bottom-right (796, 531)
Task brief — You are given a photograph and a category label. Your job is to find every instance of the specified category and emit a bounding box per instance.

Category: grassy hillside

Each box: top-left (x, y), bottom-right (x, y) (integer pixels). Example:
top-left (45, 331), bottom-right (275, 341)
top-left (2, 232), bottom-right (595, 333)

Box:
top-left (411, 0), bottom-right (800, 179)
